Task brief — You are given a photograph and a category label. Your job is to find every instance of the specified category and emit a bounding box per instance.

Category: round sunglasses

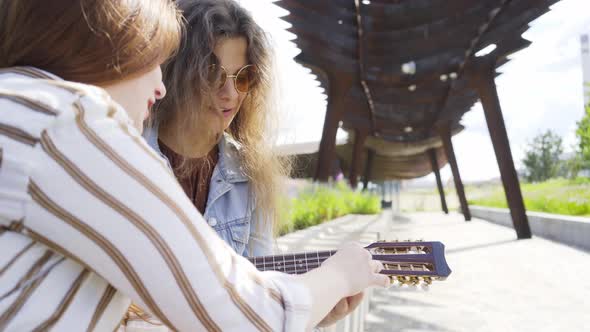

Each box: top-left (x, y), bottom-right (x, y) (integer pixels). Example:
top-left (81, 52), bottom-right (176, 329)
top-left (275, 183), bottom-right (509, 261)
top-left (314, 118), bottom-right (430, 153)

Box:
top-left (207, 64), bottom-right (257, 93)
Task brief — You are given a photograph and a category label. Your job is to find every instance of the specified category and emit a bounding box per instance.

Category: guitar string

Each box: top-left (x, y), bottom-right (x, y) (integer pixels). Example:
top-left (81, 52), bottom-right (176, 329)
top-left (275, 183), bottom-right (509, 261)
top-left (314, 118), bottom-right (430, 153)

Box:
top-left (248, 253), bottom-right (431, 270)
top-left (251, 254), bottom-right (436, 275)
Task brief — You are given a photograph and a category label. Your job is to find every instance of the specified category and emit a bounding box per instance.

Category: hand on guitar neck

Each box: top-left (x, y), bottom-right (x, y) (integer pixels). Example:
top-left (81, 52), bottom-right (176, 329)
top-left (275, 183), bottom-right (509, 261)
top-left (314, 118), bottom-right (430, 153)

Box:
top-left (248, 240), bottom-right (451, 286)
top-left (295, 242), bottom-right (389, 329)
top-left (247, 240), bottom-right (451, 329)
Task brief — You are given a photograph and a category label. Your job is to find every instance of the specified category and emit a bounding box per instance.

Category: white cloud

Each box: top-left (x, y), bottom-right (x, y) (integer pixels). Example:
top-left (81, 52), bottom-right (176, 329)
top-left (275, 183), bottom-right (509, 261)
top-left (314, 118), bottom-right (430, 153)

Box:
top-left (237, 0), bottom-right (330, 145)
top-left (435, 0), bottom-right (590, 182)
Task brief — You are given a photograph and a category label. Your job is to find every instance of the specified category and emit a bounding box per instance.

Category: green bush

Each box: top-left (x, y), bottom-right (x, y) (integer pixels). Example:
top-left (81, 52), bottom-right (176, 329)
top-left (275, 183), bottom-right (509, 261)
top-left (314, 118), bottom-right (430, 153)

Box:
top-left (468, 177), bottom-right (590, 216)
top-left (277, 181), bottom-right (381, 236)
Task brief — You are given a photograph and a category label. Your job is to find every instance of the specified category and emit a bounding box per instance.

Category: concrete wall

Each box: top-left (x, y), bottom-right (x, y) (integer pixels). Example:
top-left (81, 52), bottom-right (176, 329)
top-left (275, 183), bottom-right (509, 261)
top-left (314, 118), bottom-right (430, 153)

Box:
top-left (471, 206), bottom-right (590, 251)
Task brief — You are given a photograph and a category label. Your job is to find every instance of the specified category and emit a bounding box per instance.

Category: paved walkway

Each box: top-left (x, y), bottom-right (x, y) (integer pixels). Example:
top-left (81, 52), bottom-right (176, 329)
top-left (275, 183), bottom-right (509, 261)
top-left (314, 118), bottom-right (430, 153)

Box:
top-left (275, 213), bottom-right (386, 253)
top-left (276, 211), bottom-right (590, 332)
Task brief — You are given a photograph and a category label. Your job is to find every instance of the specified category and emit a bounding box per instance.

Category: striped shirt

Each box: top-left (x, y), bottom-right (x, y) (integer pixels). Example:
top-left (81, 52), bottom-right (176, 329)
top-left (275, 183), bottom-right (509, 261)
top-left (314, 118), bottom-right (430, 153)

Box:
top-left (0, 67), bottom-right (311, 332)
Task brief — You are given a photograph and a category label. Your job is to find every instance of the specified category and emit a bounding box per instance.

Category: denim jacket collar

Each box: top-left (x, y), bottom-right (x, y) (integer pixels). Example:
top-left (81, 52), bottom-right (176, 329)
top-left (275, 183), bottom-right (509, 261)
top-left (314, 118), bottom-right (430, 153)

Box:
top-left (217, 134), bottom-right (249, 183)
top-left (142, 123), bottom-right (248, 184)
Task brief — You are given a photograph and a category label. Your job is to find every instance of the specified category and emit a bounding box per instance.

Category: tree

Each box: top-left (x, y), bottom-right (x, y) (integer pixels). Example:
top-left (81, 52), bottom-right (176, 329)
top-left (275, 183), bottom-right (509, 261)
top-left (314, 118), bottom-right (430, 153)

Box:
top-left (522, 130), bottom-right (563, 182)
top-left (576, 104), bottom-right (590, 167)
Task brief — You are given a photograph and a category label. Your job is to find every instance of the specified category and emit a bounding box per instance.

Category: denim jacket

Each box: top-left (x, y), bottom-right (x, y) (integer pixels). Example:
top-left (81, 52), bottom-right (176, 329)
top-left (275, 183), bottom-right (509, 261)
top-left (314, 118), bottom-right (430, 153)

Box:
top-left (143, 124), bottom-right (273, 257)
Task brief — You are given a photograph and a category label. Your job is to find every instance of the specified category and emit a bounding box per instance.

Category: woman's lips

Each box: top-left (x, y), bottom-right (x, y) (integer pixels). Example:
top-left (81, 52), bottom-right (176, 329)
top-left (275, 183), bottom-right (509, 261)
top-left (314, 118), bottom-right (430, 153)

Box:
top-left (221, 108), bottom-right (234, 118)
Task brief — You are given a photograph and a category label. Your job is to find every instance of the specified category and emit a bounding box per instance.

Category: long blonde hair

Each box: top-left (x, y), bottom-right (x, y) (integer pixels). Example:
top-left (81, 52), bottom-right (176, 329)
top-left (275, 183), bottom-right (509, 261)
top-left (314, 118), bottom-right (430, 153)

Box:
top-left (152, 0), bottom-right (289, 230)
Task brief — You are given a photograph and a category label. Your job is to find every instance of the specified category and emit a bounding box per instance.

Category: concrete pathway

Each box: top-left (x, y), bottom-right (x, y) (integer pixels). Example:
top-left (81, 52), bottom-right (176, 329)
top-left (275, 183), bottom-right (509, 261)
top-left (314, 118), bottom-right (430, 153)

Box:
top-left (275, 213), bottom-right (386, 253)
top-left (276, 211), bottom-right (590, 332)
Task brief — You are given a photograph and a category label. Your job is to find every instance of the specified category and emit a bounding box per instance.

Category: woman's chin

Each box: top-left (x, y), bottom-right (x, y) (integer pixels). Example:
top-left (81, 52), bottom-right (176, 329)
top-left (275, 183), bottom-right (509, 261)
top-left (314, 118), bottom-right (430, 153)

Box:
top-left (214, 133), bottom-right (223, 143)
top-left (223, 116), bottom-right (237, 130)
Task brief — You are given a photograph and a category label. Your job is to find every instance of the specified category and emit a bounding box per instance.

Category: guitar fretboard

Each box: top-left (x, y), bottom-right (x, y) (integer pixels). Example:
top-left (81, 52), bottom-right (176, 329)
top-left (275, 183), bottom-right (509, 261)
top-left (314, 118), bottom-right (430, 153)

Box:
top-left (247, 250), bottom-right (336, 274)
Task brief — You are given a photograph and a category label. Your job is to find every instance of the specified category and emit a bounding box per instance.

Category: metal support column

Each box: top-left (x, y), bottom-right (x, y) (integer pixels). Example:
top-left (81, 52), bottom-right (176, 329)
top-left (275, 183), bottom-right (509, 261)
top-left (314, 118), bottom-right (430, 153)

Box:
top-left (439, 124), bottom-right (471, 221)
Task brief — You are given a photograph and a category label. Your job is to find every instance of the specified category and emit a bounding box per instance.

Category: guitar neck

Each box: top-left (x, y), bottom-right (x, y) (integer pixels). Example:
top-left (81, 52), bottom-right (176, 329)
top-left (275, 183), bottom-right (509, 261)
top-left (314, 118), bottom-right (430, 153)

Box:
top-left (246, 241), bottom-right (452, 281)
top-left (247, 250), bottom-right (336, 274)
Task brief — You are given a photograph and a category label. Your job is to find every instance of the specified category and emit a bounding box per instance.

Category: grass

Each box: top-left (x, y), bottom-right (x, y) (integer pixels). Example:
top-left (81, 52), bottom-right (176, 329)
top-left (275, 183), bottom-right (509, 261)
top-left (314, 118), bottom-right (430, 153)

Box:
top-left (400, 188), bottom-right (447, 212)
top-left (277, 181), bottom-right (381, 236)
top-left (468, 177), bottom-right (590, 217)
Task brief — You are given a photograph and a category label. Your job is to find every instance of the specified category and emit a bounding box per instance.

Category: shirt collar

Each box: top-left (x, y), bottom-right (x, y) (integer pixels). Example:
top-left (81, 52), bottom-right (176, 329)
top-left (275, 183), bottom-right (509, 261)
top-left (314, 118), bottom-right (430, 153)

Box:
top-left (217, 134), bottom-right (249, 183)
top-left (143, 122), bottom-right (248, 183)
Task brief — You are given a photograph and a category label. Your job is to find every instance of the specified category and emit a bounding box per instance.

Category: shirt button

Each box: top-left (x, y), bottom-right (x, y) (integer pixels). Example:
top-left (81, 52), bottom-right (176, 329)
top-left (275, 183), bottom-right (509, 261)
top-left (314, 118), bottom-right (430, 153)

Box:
top-left (208, 217), bottom-right (218, 227)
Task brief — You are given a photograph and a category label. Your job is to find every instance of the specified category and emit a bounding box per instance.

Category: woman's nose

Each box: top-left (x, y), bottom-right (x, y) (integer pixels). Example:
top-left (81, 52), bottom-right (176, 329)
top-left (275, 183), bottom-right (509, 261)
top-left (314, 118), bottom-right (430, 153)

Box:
top-left (218, 78), bottom-right (239, 100)
top-left (155, 82), bottom-right (167, 100)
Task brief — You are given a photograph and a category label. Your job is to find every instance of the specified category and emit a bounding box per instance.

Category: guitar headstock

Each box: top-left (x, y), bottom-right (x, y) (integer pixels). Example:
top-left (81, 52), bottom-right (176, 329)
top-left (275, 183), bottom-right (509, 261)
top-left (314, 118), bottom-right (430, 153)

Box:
top-left (365, 241), bottom-right (451, 286)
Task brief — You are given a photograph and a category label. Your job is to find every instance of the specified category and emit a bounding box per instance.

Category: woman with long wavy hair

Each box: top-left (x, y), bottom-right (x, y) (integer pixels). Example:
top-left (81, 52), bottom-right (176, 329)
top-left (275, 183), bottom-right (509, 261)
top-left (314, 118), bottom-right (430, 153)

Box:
top-left (144, 0), bottom-right (287, 257)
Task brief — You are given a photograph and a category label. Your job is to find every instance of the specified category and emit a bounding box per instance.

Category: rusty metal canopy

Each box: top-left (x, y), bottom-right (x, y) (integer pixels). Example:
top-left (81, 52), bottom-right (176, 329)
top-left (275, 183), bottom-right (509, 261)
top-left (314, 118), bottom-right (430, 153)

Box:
top-left (278, 0), bottom-right (557, 181)
top-left (289, 126), bottom-right (462, 180)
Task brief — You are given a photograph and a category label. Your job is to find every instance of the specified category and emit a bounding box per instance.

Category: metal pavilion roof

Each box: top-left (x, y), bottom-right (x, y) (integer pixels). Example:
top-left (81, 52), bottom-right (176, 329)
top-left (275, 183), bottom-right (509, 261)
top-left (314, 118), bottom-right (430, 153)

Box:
top-left (278, 0), bottom-right (558, 181)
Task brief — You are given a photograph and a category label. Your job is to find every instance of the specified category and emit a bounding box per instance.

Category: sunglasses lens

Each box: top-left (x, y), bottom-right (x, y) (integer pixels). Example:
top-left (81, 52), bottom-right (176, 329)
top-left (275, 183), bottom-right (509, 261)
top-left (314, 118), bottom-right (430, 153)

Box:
top-left (208, 65), bottom-right (226, 89)
top-left (236, 66), bottom-right (256, 93)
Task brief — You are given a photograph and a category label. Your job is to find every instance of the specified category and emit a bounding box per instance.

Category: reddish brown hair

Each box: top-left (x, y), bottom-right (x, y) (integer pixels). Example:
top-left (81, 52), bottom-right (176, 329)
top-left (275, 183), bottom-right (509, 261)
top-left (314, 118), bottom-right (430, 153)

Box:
top-left (0, 0), bottom-right (182, 85)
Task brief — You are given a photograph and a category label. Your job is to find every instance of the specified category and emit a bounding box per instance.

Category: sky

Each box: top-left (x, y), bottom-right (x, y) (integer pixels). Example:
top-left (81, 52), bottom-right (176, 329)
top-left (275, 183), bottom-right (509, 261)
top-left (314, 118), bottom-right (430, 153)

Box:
top-left (238, 0), bottom-right (590, 183)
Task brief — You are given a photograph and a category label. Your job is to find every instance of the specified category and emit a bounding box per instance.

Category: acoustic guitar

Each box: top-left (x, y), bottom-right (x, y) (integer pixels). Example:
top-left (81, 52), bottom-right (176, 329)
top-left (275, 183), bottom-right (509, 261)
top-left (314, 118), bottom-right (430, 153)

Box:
top-left (248, 241), bottom-right (451, 285)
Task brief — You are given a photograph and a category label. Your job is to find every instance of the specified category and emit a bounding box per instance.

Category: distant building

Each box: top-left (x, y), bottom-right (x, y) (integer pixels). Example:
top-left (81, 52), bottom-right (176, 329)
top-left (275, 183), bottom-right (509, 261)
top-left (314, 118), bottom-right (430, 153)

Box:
top-left (581, 34), bottom-right (590, 106)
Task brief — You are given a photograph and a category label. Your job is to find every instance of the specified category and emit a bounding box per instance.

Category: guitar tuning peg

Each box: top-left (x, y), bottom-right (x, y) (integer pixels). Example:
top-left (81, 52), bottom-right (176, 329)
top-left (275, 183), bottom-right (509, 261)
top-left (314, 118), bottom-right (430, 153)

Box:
top-left (423, 277), bottom-right (433, 285)
top-left (409, 277), bottom-right (420, 285)
top-left (397, 276), bottom-right (413, 285)
top-left (389, 277), bottom-right (403, 288)
top-left (388, 276), bottom-right (401, 288)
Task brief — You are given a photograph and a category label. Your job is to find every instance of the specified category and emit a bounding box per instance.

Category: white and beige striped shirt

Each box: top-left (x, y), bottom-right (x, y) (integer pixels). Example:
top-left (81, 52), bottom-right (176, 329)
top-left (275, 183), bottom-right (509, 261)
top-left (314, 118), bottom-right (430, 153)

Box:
top-left (0, 67), bottom-right (311, 332)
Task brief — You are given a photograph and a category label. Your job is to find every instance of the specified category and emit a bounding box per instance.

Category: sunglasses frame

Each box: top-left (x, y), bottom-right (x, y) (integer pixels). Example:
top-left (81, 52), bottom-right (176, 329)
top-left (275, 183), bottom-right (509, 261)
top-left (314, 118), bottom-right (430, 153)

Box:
top-left (208, 64), bottom-right (256, 94)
